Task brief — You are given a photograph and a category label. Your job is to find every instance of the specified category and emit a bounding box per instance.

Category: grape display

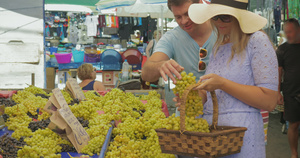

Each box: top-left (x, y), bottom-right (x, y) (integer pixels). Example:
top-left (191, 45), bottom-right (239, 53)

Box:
top-left (3, 86), bottom-right (177, 157)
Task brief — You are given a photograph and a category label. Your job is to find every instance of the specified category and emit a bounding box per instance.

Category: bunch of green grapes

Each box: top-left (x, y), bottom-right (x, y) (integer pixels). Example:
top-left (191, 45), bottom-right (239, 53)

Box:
top-left (69, 100), bottom-right (99, 120)
top-left (17, 145), bottom-right (61, 158)
top-left (173, 71), bottom-right (197, 97)
top-left (37, 109), bottom-right (51, 121)
top-left (185, 117), bottom-right (210, 133)
top-left (5, 114), bottom-right (32, 131)
top-left (12, 91), bottom-right (35, 103)
top-left (21, 96), bottom-right (48, 115)
top-left (173, 71), bottom-right (204, 117)
top-left (84, 90), bottom-right (103, 101)
top-left (11, 126), bottom-right (33, 140)
top-left (164, 113), bottom-right (180, 130)
top-left (5, 104), bottom-right (28, 117)
top-left (23, 85), bottom-right (49, 95)
top-left (81, 135), bottom-right (106, 156)
top-left (18, 128), bottom-right (63, 158)
top-left (139, 90), bottom-right (161, 100)
top-left (163, 114), bottom-right (210, 133)
top-left (106, 134), bottom-right (143, 158)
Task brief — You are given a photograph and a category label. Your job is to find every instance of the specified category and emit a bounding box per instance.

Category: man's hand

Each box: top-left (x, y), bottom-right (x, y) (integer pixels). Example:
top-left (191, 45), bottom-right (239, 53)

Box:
top-left (159, 59), bottom-right (184, 84)
top-left (277, 92), bottom-right (284, 105)
top-left (173, 94), bottom-right (181, 110)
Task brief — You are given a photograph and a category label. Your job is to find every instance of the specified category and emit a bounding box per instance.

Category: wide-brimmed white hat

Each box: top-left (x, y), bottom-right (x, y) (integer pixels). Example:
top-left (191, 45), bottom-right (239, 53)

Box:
top-left (188, 0), bottom-right (267, 34)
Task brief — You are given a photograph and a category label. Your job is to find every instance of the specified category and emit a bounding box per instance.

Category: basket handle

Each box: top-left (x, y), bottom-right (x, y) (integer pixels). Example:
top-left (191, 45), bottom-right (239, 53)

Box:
top-left (180, 83), bottom-right (219, 131)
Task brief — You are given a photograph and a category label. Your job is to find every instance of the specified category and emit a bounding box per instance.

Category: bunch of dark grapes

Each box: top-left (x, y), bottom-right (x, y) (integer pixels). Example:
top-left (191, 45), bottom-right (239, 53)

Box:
top-left (26, 112), bottom-right (38, 120)
top-left (69, 99), bottom-right (80, 106)
top-left (35, 93), bottom-right (49, 99)
top-left (0, 133), bottom-right (26, 158)
top-left (0, 98), bottom-right (16, 107)
top-left (28, 119), bottom-right (50, 132)
top-left (59, 144), bottom-right (76, 152)
top-left (2, 114), bottom-right (9, 122)
top-left (76, 117), bottom-right (89, 128)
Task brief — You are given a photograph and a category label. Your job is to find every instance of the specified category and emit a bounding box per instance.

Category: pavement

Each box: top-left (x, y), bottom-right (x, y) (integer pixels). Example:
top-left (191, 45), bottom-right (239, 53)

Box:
top-left (266, 112), bottom-right (300, 158)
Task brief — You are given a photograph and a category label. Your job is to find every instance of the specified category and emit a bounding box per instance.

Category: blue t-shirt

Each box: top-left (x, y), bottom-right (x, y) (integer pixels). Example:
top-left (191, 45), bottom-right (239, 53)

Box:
top-left (154, 26), bottom-right (217, 81)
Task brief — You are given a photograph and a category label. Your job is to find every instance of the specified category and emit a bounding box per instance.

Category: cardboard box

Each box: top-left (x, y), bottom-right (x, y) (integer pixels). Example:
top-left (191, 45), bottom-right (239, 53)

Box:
top-left (46, 68), bottom-right (56, 89)
top-left (102, 71), bottom-right (120, 85)
top-left (57, 70), bottom-right (77, 89)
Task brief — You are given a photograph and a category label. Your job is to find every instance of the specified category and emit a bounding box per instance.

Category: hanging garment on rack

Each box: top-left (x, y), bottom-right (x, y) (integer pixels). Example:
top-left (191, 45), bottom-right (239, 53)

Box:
top-left (116, 16), bottom-right (119, 28)
top-left (68, 21), bottom-right (78, 45)
top-left (98, 15), bottom-right (106, 28)
top-left (274, 6), bottom-right (281, 33)
top-left (63, 22), bottom-right (68, 37)
top-left (138, 17), bottom-right (142, 26)
top-left (84, 15), bottom-right (99, 36)
top-left (57, 23), bottom-right (64, 42)
top-left (124, 17), bottom-right (129, 25)
top-left (45, 25), bottom-right (51, 37)
top-left (111, 16), bottom-right (117, 28)
top-left (288, 0), bottom-right (300, 19)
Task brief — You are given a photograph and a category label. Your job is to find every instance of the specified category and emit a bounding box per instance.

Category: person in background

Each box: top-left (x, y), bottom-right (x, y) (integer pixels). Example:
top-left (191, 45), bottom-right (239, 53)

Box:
top-left (146, 30), bottom-right (162, 57)
top-left (181, 0), bottom-right (278, 157)
top-left (78, 63), bottom-right (105, 91)
top-left (276, 18), bottom-right (300, 158)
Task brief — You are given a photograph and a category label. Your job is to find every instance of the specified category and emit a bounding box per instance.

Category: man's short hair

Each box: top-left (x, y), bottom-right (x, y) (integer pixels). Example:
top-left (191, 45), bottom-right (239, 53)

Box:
top-left (284, 18), bottom-right (300, 28)
top-left (167, 0), bottom-right (199, 11)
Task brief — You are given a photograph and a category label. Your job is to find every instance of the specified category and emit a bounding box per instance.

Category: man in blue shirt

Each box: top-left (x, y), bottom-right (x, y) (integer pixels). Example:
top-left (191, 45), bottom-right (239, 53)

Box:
top-left (142, 0), bottom-right (216, 84)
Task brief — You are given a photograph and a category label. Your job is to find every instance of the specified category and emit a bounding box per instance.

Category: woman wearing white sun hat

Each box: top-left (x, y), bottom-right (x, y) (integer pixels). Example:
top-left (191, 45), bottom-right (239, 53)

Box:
top-left (186, 0), bottom-right (278, 157)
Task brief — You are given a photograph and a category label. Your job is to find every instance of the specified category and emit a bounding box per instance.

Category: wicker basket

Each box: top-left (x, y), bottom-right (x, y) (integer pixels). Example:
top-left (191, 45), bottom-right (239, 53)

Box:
top-left (155, 83), bottom-right (247, 157)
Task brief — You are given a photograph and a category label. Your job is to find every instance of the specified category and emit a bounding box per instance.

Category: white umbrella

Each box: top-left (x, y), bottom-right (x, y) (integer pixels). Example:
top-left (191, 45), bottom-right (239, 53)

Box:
top-left (45, 4), bottom-right (93, 13)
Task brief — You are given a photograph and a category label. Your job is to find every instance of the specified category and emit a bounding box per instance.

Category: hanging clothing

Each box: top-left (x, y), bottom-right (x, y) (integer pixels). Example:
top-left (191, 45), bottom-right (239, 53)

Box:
top-left (98, 15), bottom-right (106, 28)
top-left (274, 6), bottom-right (281, 33)
top-left (68, 21), bottom-right (78, 45)
top-left (84, 16), bottom-right (99, 37)
top-left (45, 25), bottom-right (51, 37)
top-left (288, 0), bottom-right (300, 19)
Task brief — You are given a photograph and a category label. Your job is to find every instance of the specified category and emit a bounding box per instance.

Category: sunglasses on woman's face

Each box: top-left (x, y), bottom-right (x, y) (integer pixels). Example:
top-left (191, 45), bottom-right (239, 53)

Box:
top-left (198, 48), bottom-right (207, 72)
top-left (212, 15), bottom-right (232, 23)
top-left (93, 67), bottom-right (97, 72)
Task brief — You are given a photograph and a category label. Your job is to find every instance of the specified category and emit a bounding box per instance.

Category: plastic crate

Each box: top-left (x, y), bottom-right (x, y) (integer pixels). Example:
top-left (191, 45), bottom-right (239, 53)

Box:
top-left (72, 49), bottom-right (84, 63)
top-left (54, 53), bottom-right (72, 64)
top-left (84, 53), bottom-right (101, 63)
top-left (101, 49), bottom-right (122, 70)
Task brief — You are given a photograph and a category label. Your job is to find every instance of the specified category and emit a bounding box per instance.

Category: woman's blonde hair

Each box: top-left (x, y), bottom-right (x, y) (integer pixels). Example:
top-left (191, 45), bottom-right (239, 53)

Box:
top-left (77, 63), bottom-right (94, 80)
top-left (212, 17), bottom-right (251, 63)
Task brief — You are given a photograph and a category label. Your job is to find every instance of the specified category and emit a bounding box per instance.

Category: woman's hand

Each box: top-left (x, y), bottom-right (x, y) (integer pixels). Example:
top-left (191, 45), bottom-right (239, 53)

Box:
top-left (193, 73), bottom-right (226, 91)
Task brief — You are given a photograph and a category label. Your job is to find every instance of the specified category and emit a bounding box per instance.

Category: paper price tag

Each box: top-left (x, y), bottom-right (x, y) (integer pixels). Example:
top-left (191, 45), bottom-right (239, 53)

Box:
top-left (66, 78), bottom-right (86, 101)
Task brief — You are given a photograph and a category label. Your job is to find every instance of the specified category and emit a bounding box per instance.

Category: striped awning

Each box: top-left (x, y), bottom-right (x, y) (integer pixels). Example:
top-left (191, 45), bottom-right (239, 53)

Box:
top-left (96, 0), bottom-right (136, 10)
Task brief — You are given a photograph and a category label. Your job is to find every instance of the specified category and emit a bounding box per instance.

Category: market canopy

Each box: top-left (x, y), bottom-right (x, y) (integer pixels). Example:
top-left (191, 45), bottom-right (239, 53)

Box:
top-left (44, 0), bottom-right (100, 6)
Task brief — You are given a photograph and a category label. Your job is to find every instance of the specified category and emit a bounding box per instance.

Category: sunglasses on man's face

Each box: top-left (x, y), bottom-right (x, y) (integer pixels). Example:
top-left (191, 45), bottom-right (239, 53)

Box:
top-left (212, 15), bottom-right (232, 23)
top-left (198, 48), bottom-right (207, 72)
